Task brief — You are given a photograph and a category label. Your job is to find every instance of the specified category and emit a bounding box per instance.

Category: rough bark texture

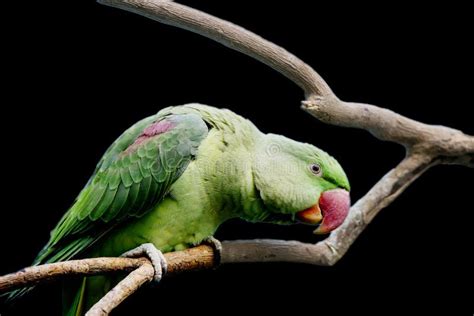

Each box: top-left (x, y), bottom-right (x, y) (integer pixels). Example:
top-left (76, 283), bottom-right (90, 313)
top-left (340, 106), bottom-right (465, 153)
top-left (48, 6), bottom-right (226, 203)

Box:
top-left (85, 262), bottom-right (155, 316)
top-left (0, 257), bottom-right (147, 292)
top-left (1, 0), bottom-right (472, 315)
top-left (0, 245), bottom-right (214, 293)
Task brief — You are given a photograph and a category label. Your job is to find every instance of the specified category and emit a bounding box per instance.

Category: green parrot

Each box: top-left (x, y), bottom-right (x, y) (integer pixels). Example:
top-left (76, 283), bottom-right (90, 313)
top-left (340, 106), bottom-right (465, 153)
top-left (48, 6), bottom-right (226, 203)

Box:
top-left (7, 104), bottom-right (350, 314)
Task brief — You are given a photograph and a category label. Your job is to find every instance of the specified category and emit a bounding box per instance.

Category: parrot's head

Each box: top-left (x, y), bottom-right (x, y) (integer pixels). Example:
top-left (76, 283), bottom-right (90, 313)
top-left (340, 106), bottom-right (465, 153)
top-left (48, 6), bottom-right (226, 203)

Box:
top-left (252, 134), bottom-right (350, 234)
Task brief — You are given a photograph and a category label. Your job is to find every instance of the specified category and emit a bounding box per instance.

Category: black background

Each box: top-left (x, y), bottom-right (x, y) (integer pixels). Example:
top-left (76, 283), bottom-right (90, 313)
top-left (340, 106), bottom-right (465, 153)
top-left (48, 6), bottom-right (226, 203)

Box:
top-left (1, 1), bottom-right (472, 314)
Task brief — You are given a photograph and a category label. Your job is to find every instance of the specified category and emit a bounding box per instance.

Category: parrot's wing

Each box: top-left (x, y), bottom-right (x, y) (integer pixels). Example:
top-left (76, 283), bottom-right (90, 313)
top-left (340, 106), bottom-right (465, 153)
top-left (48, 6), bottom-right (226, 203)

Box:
top-left (36, 112), bottom-right (208, 265)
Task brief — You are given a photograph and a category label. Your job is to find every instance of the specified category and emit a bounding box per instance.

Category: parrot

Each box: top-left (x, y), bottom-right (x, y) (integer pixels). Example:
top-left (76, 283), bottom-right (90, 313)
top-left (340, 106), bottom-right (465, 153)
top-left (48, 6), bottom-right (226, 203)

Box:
top-left (6, 104), bottom-right (350, 315)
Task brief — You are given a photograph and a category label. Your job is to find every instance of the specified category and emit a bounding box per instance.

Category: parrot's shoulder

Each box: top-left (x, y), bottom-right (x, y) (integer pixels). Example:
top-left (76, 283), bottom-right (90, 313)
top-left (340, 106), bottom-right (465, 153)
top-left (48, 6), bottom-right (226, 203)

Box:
top-left (157, 103), bottom-right (262, 141)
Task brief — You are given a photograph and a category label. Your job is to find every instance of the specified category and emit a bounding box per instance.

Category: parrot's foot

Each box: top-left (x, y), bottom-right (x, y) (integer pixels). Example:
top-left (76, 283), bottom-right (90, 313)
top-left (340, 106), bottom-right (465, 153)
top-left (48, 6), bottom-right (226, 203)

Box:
top-left (121, 243), bottom-right (167, 285)
top-left (203, 236), bottom-right (222, 266)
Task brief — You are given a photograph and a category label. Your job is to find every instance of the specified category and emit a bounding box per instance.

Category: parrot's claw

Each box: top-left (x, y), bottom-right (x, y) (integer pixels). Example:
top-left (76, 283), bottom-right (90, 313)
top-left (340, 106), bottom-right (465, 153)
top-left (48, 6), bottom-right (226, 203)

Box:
top-left (203, 236), bottom-right (222, 266)
top-left (121, 243), bottom-right (167, 285)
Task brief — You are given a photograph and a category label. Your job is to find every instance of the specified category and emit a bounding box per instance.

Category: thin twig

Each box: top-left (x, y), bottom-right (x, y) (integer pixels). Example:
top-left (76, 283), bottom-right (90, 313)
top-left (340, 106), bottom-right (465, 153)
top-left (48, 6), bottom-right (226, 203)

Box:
top-left (85, 262), bottom-right (154, 316)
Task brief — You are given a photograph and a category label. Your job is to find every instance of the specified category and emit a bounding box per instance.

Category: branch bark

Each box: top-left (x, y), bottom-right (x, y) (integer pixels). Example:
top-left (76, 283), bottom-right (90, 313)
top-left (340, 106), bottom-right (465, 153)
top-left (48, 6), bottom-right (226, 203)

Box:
top-left (0, 245), bottom-right (214, 293)
top-left (1, 0), bottom-right (472, 314)
top-left (86, 262), bottom-right (155, 316)
top-left (98, 0), bottom-right (332, 97)
top-left (222, 151), bottom-right (436, 266)
top-left (94, 0), bottom-right (473, 271)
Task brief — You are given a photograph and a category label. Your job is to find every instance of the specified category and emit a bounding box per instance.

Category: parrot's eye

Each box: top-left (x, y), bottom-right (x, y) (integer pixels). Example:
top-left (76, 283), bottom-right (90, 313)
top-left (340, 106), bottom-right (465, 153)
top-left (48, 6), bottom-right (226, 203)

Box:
top-left (309, 163), bottom-right (322, 176)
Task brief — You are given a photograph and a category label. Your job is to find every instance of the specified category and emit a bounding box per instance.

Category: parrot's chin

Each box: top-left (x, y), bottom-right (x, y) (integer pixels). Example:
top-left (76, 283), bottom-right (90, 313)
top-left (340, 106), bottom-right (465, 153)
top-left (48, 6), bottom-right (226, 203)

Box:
top-left (296, 189), bottom-right (351, 234)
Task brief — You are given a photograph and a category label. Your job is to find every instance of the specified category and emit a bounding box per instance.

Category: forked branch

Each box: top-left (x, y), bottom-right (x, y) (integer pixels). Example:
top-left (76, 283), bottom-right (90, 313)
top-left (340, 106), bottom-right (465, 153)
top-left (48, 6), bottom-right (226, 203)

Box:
top-left (1, 0), bottom-right (472, 315)
top-left (1, 246), bottom-right (215, 315)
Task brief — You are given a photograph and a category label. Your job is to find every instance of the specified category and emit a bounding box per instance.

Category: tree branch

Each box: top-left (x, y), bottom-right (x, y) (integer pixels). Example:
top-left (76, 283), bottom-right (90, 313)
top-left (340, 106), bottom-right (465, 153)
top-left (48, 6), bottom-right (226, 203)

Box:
top-left (85, 263), bottom-right (154, 316)
top-left (1, 0), bottom-right (472, 314)
top-left (97, 0), bottom-right (332, 97)
top-left (222, 151), bottom-right (436, 266)
top-left (97, 0), bottom-right (473, 156)
top-left (0, 245), bottom-right (214, 293)
top-left (303, 99), bottom-right (474, 154)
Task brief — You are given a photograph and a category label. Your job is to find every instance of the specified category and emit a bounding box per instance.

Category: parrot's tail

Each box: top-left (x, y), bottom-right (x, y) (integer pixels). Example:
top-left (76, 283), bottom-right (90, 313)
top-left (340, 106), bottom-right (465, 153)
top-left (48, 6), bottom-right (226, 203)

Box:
top-left (1, 286), bottom-right (34, 304)
top-left (2, 237), bottom-right (88, 304)
top-left (63, 277), bottom-right (87, 316)
top-left (1, 246), bottom-right (55, 303)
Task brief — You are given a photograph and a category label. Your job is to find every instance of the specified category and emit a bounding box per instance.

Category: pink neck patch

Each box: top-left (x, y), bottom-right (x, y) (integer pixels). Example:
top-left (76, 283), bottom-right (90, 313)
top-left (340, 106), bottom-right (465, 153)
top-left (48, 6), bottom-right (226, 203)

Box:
top-left (313, 189), bottom-right (350, 234)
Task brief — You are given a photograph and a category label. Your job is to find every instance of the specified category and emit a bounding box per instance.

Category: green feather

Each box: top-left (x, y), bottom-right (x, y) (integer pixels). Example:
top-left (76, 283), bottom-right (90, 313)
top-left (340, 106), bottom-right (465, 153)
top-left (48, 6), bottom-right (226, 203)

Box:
top-left (129, 162), bottom-right (142, 183)
top-left (120, 167), bottom-right (134, 188)
top-left (118, 182), bottom-right (140, 220)
top-left (9, 104), bottom-right (351, 313)
top-left (89, 186), bottom-right (116, 220)
top-left (137, 159), bottom-right (150, 178)
top-left (107, 169), bottom-right (121, 190)
top-left (103, 184), bottom-right (129, 222)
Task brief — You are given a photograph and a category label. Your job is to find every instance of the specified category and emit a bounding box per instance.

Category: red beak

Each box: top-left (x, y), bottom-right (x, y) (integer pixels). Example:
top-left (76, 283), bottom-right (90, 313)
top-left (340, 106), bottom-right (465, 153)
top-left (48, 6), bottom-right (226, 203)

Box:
top-left (296, 189), bottom-right (350, 234)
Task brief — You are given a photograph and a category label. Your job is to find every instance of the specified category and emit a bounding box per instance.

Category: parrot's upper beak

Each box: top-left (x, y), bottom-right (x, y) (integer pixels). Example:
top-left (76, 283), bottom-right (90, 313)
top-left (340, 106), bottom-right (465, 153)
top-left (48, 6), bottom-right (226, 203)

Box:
top-left (296, 189), bottom-right (350, 234)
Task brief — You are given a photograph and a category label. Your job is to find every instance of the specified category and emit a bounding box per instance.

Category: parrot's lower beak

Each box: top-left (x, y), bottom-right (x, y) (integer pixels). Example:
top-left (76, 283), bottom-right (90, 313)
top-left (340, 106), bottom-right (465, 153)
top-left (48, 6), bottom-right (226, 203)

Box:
top-left (296, 203), bottom-right (323, 224)
top-left (296, 189), bottom-right (350, 234)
